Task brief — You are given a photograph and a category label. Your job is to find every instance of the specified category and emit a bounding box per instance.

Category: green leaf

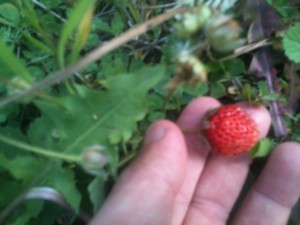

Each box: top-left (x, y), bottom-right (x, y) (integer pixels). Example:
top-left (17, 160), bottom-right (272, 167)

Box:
top-left (111, 12), bottom-right (124, 36)
top-left (47, 166), bottom-right (81, 212)
top-left (223, 59), bottom-right (245, 77)
top-left (0, 39), bottom-right (33, 83)
top-left (241, 83), bottom-right (255, 101)
top-left (70, 6), bottom-right (94, 63)
top-left (57, 0), bottom-right (97, 67)
top-left (210, 82), bottom-right (226, 98)
top-left (21, 32), bottom-right (53, 54)
top-left (99, 52), bottom-right (131, 77)
top-left (267, 0), bottom-right (296, 18)
top-left (12, 0), bottom-right (48, 42)
top-left (283, 23), bottom-right (300, 63)
top-left (183, 83), bottom-right (209, 96)
top-left (0, 3), bottom-right (20, 25)
top-left (0, 181), bottom-right (22, 206)
top-left (249, 138), bottom-right (275, 158)
top-left (0, 153), bottom-right (46, 183)
top-left (0, 127), bottom-right (27, 158)
top-left (0, 152), bottom-right (81, 212)
top-left (88, 176), bottom-right (106, 213)
top-left (148, 111), bottom-right (165, 122)
top-left (93, 18), bottom-right (111, 33)
top-left (6, 201), bottom-right (44, 225)
top-left (28, 65), bottom-right (164, 153)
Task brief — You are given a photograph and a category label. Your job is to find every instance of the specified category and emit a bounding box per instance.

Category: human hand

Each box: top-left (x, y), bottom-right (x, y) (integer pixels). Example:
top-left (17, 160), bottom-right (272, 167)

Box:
top-left (90, 97), bottom-right (300, 225)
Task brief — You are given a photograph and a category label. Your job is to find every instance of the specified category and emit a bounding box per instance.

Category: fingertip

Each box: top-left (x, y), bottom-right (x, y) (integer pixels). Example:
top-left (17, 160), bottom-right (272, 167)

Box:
top-left (273, 141), bottom-right (300, 155)
top-left (177, 96), bottom-right (221, 129)
top-left (143, 119), bottom-right (176, 145)
top-left (237, 102), bottom-right (271, 138)
top-left (254, 141), bottom-right (300, 208)
top-left (230, 141), bottom-right (300, 225)
top-left (269, 141), bottom-right (300, 174)
top-left (138, 119), bottom-right (188, 185)
top-left (143, 119), bottom-right (186, 154)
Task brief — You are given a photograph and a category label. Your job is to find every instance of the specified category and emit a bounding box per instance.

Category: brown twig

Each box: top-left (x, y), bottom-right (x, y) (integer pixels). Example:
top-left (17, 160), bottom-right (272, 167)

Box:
top-left (0, 7), bottom-right (188, 108)
top-left (218, 38), bottom-right (275, 62)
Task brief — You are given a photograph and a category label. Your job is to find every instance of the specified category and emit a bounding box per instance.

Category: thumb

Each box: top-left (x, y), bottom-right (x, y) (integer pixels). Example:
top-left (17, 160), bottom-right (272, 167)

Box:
top-left (89, 120), bottom-right (188, 225)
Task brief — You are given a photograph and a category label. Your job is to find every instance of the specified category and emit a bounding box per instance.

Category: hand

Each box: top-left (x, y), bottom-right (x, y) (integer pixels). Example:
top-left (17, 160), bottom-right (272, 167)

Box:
top-left (90, 97), bottom-right (300, 225)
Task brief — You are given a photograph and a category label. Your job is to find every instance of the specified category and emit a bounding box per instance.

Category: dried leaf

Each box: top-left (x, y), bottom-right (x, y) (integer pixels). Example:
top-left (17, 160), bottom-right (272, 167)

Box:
top-left (244, 0), bottom-right (284, 42)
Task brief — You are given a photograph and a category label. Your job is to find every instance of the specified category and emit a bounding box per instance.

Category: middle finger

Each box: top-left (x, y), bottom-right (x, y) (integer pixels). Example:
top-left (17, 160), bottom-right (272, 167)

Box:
top-left (183, 102), bottom-right (271, 225)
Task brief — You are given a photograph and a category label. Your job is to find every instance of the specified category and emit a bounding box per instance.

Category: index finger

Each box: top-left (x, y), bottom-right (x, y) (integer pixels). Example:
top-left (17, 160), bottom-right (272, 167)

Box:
top-left (171, 96), bottom-right (221, 225)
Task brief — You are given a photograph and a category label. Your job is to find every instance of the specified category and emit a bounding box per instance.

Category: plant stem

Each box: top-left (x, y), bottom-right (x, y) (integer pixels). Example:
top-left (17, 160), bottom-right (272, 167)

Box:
top-left (0, 134), bottom-right (81, 162)
top-left (118, 151), bottom-right (137, 168)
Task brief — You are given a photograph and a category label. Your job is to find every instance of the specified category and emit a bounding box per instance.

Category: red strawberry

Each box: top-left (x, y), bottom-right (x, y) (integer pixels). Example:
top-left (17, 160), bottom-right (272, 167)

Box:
top-left (202, 104), bottom-right (259, 156)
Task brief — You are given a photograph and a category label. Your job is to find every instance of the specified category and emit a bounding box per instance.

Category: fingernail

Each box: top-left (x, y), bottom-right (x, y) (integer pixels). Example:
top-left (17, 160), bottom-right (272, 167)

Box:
top-left (144, 125), bottom-right (166, 145)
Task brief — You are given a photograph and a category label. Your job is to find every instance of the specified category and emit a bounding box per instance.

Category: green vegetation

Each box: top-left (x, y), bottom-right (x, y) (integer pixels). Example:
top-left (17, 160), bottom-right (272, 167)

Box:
top-left (0, 0), bottom-right (299, 224)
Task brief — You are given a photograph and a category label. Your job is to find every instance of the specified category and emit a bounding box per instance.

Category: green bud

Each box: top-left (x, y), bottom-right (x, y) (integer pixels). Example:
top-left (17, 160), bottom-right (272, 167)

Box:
top-left (175, 6), bottom-right (212, 36)
top-left (81, 145), bottom-right (108, 176)
top-left (165, 54), bottom-right (207, 90)
top-left (205, 15), bottom-right (245, 52)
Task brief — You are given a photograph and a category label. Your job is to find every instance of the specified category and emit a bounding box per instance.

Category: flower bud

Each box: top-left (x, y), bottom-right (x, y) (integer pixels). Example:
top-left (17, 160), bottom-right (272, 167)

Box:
top-left (166, 54), bottom-right (207, 90)
top-left (81, 145), bottom-right (108, 175)
top-left (175, 6), bottom-right (211, 36)
top-left (205, 15), bottom-right (245, 52)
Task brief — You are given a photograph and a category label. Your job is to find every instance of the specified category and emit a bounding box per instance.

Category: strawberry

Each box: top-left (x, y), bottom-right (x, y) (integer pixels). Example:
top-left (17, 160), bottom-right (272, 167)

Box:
top-left (202, 104), bottom-right (259, 156)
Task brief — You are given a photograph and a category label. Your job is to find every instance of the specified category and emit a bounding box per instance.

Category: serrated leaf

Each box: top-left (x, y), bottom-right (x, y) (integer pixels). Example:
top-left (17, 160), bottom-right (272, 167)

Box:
top-left (283, 23), bottom-right (300, 63)
top-left (28, 65), bottom-right (164, 154)
top-left (88, 176), bottom-right (106, 213)
top-left (0, 153), bottom-right (46, 183)
top-left (47, 166), bottom-right (81, 212)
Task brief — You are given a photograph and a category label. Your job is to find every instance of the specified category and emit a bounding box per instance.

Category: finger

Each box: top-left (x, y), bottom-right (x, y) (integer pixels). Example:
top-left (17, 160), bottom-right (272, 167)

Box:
top-left (183, 103), bottom-right (271, 225)
top-left (172, 97), bottom-right (221, 225)
top-left (89, 120), bottom-right (188, 225)
top-left (232, 142), bottom-right (300, 225)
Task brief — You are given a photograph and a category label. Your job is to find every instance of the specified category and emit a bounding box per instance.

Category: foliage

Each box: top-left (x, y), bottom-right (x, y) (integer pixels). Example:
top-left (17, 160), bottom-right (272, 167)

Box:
top-left (283, 23), bottom-right (300, 63)
top-left (0, 0), bottom-right (299, 224)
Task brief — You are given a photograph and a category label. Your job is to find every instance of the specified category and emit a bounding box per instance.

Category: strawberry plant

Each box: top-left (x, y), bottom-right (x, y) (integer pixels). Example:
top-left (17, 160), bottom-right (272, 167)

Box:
top-left (0, 0), bottom-right (299, 224)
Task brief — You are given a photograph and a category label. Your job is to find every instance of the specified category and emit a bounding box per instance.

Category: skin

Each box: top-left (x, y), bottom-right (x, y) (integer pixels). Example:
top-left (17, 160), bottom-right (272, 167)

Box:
top-left (89, 97), bottom-right (300, 225)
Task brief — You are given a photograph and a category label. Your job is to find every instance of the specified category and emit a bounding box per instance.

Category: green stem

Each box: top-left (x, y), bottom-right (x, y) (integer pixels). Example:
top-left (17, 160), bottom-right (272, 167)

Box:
top-left (118, 151), bottom-right (137, 168)
top-left (0, 134), bottom-right (81, 162)
top-left (128, 4), bottom-right (142, 24)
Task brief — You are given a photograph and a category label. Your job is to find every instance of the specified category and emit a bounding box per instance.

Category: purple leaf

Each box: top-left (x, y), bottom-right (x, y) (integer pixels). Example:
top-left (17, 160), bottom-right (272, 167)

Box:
top-left (249, 48), bottom-right (288, 138)
top-left (245, 0), bottom-right (288, 138)
top-left (244, 0), bottom-right (284, 42)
